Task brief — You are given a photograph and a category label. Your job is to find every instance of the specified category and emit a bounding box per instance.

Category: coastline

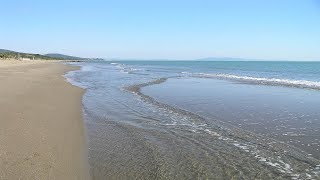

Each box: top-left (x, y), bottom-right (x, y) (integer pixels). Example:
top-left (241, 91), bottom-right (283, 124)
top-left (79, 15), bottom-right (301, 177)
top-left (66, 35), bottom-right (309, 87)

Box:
top-left (76, 61), bottom-right (320, 179)
top-left (0, 60), bottom-right (90, 179)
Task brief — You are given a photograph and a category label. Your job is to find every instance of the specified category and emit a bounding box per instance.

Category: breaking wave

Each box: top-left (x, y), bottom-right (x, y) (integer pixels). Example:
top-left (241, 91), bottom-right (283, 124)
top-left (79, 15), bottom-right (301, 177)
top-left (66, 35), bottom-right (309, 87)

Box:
top-left (185, 72), bottom-right (320, 90)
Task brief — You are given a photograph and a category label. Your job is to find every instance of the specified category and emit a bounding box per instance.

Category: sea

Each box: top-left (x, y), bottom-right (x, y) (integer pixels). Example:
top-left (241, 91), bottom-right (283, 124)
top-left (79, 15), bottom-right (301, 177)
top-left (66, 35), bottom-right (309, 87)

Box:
top-left (65, 61), bottom-right (320, 179)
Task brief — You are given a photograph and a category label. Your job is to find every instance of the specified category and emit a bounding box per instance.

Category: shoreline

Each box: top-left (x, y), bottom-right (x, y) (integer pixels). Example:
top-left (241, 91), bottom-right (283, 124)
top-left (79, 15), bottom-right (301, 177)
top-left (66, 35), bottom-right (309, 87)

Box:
top-left (0, 60), bottom-right (90, 179)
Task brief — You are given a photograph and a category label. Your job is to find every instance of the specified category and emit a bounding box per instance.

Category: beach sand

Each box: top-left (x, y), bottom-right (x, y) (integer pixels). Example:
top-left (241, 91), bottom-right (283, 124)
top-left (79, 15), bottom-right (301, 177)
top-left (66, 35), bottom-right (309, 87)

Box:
top-left (0, 60), bottom-right (90, 179)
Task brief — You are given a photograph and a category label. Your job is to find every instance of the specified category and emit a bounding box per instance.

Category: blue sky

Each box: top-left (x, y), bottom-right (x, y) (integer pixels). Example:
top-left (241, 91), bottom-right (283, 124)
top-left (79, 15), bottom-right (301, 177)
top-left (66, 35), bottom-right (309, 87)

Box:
top-left (1, 0), bottom-right (320, 60)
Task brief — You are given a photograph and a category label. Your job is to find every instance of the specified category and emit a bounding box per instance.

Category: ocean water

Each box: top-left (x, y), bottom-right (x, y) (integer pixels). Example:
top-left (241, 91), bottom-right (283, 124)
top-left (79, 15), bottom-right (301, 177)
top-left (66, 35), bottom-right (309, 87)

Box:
top-left (65, 61), bottom-right (320, 179)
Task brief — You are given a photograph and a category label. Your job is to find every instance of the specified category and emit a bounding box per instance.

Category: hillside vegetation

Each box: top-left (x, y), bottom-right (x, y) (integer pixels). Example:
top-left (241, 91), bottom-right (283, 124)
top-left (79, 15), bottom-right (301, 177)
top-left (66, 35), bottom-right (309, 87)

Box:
top-left (0, 49), bottom-right (102, 60)
top-left (0, 49), bottom-right (61, 60)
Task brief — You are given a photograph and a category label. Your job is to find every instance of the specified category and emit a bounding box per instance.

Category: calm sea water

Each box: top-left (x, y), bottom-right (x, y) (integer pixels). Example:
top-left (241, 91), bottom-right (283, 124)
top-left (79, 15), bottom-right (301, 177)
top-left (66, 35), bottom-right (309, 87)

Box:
top-left (65, 61), bottom-right (320, 179)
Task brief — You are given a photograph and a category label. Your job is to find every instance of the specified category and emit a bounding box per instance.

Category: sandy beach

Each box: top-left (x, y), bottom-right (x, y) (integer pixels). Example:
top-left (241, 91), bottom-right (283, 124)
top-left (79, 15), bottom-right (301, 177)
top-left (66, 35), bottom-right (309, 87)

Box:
top-left (0, 60), bottom-right (90, 179)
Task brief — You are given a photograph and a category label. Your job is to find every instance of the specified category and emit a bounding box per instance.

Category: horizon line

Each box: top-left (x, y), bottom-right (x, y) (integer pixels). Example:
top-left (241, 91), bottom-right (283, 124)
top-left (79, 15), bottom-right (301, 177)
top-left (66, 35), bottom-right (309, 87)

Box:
top-left (2, 48), bottom-right (320, 62)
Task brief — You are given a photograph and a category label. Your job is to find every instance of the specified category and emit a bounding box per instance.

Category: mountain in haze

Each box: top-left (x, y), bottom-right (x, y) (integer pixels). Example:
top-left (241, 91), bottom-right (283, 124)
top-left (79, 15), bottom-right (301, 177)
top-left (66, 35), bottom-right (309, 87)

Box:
top-left (45, 53), bottom-right (85, 60)
top-left (0, 49), bottom-right (104, 60)
top-left (195, 57), bottom-right (255, 61)
top-left (0, 49), bottom-right (59, 60)
top-left (45, 53), bottom-right (104, 60)
top-left (110, 57), bottom-right (259, 61)
top-left (0, 49), bottom-right (15, 53)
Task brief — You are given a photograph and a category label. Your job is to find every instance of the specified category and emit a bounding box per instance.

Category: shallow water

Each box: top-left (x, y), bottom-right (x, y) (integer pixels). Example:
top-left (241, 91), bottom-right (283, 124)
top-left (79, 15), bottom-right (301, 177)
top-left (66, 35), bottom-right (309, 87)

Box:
top-left (65, 61), bottom-right (320, 179)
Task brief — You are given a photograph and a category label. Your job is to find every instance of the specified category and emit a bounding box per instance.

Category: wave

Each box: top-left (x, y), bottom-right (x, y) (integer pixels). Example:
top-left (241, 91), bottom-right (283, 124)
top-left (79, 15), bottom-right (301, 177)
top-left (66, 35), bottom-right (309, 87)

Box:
top-left (125, 77), bottom-right (320, 179)
top-left (187, 72), bottom-right (320, 90)
top-left (66, 62), bottom-right (320, 178)
top-left (64, 68), bottom-right (88, 89)
top-left (110, 62), bottom-right (145, 74)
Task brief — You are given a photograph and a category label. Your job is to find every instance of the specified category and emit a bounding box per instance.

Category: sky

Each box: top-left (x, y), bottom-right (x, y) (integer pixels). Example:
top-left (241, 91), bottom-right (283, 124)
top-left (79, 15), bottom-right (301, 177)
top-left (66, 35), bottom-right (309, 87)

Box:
top-left (1, 0), bottom-right (320, 60)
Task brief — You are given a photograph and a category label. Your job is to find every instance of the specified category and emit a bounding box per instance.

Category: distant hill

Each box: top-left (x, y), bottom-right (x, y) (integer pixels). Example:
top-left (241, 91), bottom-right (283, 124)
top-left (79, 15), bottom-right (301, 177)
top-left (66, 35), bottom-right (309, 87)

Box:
top-left (0, 49), bottom-right (59, 60)
top-left (0, 49), bottom-right (103, 60)
top-left (45, 53), bottom-right (85, 60)
top-left (0, 49), bottom-right (15, 53)
top-left (45, 53), bottom-right (104, 60)
top-left (195, 57), bottom-right (253, 61)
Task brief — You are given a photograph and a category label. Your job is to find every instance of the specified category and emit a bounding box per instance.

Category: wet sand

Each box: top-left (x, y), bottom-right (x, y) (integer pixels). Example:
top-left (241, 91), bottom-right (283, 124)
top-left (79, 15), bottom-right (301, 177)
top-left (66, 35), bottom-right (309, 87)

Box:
top-left (0, 60), bottom-right (90, 179)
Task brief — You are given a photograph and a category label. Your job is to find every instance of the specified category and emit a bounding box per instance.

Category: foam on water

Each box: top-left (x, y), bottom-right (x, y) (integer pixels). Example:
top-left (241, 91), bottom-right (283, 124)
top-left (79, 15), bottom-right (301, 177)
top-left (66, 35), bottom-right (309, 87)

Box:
top-left (111, 62), bottom-right (145, 74)
top-left (126, 77), bottom-right (320, 179)
top-left (63, 66), bottom-right (86, 89)
top-left (187, 72), bottom-right (320, 90)
top-left (63, 63), bottom-right (95, 89)
top-left (202, 127), bottom-right (310, 178)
